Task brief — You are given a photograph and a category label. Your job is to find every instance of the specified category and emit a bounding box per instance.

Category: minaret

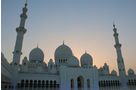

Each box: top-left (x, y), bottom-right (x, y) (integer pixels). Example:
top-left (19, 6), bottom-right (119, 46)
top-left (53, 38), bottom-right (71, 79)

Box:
top-left (12, 1), bottom-right (28, 66)
top-left (113, 24), bottom-right (126, 78)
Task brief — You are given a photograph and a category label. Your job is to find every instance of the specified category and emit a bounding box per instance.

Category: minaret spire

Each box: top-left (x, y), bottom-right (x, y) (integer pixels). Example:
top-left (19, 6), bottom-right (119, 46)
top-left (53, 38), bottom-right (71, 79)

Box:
top-left (113, 23), bottom-right (126, 85)
top-left (25, 0), bottom-right (28, 4)
top-left (12, 1), bottom-right (28, 67)
top-left (19, 0), bottom-right (28, 28)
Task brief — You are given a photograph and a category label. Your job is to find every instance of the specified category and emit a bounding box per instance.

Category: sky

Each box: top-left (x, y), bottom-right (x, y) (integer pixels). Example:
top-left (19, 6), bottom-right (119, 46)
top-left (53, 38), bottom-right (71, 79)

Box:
top-left (1, 0), bottom-right (136, 74)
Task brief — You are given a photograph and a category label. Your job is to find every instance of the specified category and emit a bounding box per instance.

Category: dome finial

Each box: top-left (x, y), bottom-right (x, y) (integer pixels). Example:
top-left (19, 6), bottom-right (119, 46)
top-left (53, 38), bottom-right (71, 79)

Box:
top-left (85, 50), bottom-right (87, 54)
top-left (113, 21), bottom-right (118, 33)
top-left (37, 44), bottom-right (39, 48)
top-left (113, 21), bottom-right (116, 28)
top-left (63, 40), bottom-right (65, 45)
top-left (25, 0), bottom-right (28, 7)
top-left (24, 0), bottom-right (28, 8)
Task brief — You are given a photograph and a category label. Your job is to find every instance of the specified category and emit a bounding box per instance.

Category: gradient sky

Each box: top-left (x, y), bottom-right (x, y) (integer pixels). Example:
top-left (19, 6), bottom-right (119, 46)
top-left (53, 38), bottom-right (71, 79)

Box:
top-left (2, 0), bottom-right (136, 74)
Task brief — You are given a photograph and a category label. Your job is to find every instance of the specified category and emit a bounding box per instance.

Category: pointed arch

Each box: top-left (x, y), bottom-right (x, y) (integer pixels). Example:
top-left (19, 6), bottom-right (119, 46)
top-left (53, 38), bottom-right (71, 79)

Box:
top-left (87, 79), bottom-right (90, 88)
top-left (77, 76), bottom-right (84, 89)
top-left (71, 79), bottom-right (74, 89)
top-left (30, 80), bottom-right (33, 87)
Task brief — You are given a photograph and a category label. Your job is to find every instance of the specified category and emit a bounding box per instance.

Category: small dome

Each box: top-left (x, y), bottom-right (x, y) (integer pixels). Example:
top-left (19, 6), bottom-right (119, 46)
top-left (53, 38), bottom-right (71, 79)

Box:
top-left (29, 47), bottom-right (44, 62)
top-left (68, 56), bottom-right (79, 67)
top-left (111, 70), bottom-right (117, 76)
top-left (22, 56), bottom-right (28, 64)
top-left (48, 59), bottom-right (54, 65)
top-left (55, 43), bottom-right (73, 60)
top-left (49, 59), bottom-right (53, 63)
top-left (104, 63), bottom-right (108, 67)
top-left (80, 52), bottom-right (93, 66)
top-left (128, 68), bottom-right (135, 75)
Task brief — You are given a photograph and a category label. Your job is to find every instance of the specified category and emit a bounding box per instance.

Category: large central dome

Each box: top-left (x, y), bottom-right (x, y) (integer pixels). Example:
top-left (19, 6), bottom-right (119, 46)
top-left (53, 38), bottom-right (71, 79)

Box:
top-left (55, 43), bottom-right (73, 60)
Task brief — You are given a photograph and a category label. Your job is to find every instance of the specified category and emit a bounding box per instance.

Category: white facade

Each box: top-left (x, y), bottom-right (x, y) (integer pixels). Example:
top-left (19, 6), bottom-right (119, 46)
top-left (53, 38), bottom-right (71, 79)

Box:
top-left (1, 2), bottom-right (136, 90)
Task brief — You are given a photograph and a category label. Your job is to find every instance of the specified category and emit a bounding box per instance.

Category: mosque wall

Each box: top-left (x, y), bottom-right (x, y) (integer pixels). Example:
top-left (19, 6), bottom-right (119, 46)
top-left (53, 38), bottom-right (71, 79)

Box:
top-left (59, 65), bottom-right (99, 90)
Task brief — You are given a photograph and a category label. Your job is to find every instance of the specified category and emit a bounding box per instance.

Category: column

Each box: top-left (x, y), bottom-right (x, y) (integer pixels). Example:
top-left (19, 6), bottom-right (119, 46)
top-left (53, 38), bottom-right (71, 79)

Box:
top-left (74, 78), bottom-right (78, 90)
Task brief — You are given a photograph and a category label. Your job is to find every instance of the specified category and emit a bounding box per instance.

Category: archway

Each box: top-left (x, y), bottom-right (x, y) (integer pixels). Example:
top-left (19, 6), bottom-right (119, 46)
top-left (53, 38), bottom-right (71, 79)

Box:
top-left (25, 80), bottom-right (28, 87)
top-left (134, 79), bottom-right (136, 85)
top-left (17, 83), bottom-right (20, 88)
top-left (87, 79), bottom-right (90, 88)
top-left (54, 80), bottom-right (56, 88)
top-left (30, 80), bottom-right (33, 87)
top-left (38, 80), bottom-right (41, 87)
top-left (71, 79), bottom-right (74, 89)
top-left (50, 80), bottom-right (53, 88)
top-left (42, 80), bottom-right (45, 87)
top-left (21, 80), bottom-right (24, 87)
top-left (34, 80), bottom-right (37, 88)
top-left (77, 76), bottom-right (84, 89)
top-left (46, 80), bottom-right (49, 88)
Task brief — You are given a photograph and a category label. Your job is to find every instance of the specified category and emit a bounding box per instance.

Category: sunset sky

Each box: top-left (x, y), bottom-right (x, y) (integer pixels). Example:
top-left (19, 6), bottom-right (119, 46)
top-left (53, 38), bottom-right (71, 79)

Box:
top-left (1, 0), bottom-right (136, 74)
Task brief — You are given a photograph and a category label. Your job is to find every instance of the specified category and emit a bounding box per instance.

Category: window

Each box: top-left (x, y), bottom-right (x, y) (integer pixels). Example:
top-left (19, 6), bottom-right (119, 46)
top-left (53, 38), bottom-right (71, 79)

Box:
top-left (87, 79), bottom-right (90, 88)
top-left (71, 79), bottom-right (74, 88)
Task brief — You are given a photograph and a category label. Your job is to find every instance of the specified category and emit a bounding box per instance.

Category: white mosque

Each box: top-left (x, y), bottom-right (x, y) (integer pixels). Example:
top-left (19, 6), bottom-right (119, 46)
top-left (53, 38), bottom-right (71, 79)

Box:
top-left (1, 1), bottom-right (136, 90)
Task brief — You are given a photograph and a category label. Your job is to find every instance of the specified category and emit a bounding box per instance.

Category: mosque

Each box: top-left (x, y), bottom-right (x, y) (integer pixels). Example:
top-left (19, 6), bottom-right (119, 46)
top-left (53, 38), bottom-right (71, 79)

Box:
top-left (1, 1), bottom-right (136, 90)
